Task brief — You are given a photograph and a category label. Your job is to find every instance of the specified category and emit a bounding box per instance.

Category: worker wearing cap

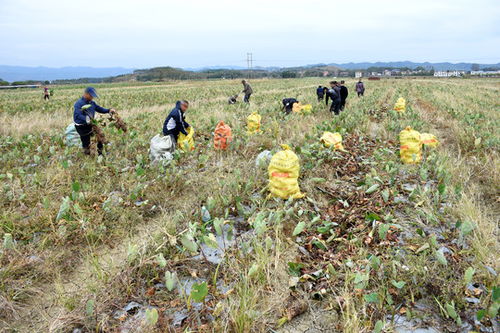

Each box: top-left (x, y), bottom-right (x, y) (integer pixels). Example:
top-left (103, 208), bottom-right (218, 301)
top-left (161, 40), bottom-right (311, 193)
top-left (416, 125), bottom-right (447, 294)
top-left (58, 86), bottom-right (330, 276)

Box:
top-left (241, 80), bottom-right (253, 103)
top-left (73, 87), bottom-right (116, 155)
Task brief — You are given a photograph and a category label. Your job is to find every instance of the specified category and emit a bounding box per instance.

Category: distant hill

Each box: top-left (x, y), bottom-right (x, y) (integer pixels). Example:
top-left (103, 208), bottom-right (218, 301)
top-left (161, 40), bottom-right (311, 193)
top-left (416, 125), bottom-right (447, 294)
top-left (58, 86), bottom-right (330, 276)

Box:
top-left (0, 65), bottom-right (134, 82)
top-left (327, 61), bottom-right (500, 71)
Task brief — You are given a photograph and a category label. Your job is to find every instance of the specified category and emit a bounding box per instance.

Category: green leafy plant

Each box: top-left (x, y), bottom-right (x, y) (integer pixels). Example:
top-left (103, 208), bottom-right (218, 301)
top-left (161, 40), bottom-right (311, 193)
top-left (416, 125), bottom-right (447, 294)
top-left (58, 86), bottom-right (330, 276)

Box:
top-left (464, 267), bottom-right (475, 284)
top-left (190, 281), bottom-right (208, 303)
top-left (292, 221), bottom-right (306, 236)
top-left (145, 308), bottom-right (159, 325)
top-left (156, 253), bottom-right (167, 268)
top-left (445, 301), bottom-right (462, 326)
top-left (2, 233), bottom-right (14, 250)
top-left (165, 271), bottom-right (177, 291)
top-left (364, 292), bottom-right (379, 303)
top-left (181, 234), bottom-right (198, 253)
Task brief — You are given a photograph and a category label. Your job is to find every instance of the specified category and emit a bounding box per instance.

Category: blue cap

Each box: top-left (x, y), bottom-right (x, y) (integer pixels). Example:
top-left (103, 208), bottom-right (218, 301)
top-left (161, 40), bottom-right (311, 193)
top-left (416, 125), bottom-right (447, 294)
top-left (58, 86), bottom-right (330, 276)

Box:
top-left (84, 86), bottom-right (99, 98)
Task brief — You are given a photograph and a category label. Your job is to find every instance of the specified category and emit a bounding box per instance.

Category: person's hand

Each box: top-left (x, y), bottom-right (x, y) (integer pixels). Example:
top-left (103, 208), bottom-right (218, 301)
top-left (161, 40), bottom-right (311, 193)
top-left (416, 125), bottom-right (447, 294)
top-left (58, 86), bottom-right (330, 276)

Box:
top-left (110, 109), bottom-right (116, 114)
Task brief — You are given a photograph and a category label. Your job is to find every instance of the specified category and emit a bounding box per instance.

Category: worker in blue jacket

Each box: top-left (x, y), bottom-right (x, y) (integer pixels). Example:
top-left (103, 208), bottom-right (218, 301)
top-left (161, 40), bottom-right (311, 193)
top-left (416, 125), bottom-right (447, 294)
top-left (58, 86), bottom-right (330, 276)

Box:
top-left (162, 100), bottom-right (190, 146)
top-left (73, 87), bottom-right (116, 155)
top-left (316, 86), bottom-right (325, 102)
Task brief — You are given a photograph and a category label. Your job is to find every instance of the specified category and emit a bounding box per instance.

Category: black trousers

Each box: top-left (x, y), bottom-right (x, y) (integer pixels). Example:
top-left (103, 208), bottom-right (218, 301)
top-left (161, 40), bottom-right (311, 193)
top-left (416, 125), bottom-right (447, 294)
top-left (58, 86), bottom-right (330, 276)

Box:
top-left (317, 95), bottom-right (324, 102)
top-left (44, 95), bottom-right (49, 100)
top-left (357, 91), bottom-right (364, 97)
top-left (244, 93), bottom-right (251, 103)
top-left (340, 99), bottom-right (346, 110)
top-left (330, 100), bottom-right (341, 115)
top-left (75, 124), bottom-right (103, 154)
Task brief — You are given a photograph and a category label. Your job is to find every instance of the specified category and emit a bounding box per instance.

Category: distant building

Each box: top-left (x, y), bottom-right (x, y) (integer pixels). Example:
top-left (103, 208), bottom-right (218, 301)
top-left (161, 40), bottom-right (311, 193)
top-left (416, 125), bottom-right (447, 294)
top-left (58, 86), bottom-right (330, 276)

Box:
top-left (322, 71), bottom-right (329, 77)
top-left (384, 69), bottom-right (392, 76)
top-left (355, 71), bottom-right (362, 78)
top-left (470, 70), bottom-right (500, 76)
top-left (434, 70), bottom-right (465, 77)
top-left (391, 69), bottom-right (401, 76)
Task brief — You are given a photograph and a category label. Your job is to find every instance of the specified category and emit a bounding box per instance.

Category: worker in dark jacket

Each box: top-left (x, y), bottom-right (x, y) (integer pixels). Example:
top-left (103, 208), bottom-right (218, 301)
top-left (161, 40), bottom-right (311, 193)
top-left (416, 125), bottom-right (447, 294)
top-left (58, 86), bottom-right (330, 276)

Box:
top-left (282, 98), bottom-right (299, 115)
top-left (316, 86), bottom-right (325, 102)
top-left (326, 81), bottom-right (341, 115)
top-left (73, 87), bottom-right (116, 155)
top-left (339, 80), bottom-right (349, 111)
top-left (162, 100), bottom-right (190, 145)
top-left (355, 79), bottom-right (365, 97)
top-left (241, 80), bottom-right (253, 103)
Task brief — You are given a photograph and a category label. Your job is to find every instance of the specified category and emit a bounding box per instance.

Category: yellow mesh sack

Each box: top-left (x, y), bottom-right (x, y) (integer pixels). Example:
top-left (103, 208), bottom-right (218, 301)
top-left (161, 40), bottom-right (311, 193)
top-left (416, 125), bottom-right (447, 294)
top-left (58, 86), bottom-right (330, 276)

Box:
top-left (394, 97), bottom-right (406, 113)
top-left (246, 112), bottom-right (262, 134)
top-left (320, 132), bottom-right (345, 150)
top-left (420, 133), bottom-right (439, 148)
top-left (268, 144), bottom-right (304, 199)
top-left (292, 103), bottom-right (312, 114)
top-left (177, 126), bottom-right (195, 151)
top-left (301, 104), bottom-right (313, 114)
top-left (399, 126), bottom-right (422, 164)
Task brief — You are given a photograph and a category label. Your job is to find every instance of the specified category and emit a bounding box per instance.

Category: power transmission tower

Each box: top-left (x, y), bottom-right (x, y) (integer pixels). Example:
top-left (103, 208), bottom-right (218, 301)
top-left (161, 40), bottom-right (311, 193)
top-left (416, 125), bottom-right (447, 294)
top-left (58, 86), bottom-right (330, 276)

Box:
top-left (247, 52), bottom-right (253, 79)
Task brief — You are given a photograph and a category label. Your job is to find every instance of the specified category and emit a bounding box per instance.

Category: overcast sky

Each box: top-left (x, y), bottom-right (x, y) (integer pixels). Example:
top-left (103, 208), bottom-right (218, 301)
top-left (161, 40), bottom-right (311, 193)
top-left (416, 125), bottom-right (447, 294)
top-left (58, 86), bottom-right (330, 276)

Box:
top-left (0, 0), bottom-right (499, 68)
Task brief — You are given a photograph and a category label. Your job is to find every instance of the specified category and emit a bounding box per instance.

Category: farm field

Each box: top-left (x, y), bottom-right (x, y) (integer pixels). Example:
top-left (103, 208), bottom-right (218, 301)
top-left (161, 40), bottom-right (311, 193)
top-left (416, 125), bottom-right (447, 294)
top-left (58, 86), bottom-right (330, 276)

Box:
top-left (0, 77), bottom-right (499, 332)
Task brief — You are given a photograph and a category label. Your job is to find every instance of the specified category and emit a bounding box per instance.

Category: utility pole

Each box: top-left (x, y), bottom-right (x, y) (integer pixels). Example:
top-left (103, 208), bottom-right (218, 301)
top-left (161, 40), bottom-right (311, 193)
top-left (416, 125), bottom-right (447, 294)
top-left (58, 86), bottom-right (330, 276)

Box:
top-left (247, 52), bottom-right (253, 79)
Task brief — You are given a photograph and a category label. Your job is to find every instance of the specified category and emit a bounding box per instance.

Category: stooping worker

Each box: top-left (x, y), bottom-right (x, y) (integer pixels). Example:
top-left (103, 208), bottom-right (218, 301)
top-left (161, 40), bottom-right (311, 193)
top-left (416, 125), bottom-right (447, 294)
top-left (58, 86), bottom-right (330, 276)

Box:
top-left (241, 80), bottom-right (253, 103)
top-left (73, 87), bottom-right (116, 155)
top-left (339, 80), bottom-right (349, 111)
top-left (355, 79), bottom-right (365, 97)
top-left (162, 100), bottom-right (190, 148)
top-left (228, 95), bottom-right (238, 104)
top-left (282, 98), bottom-right (299, 115)
top-left (316, 86), bottom-right (325, 102)
top-left (326, 81), bottom-right (342, 115)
